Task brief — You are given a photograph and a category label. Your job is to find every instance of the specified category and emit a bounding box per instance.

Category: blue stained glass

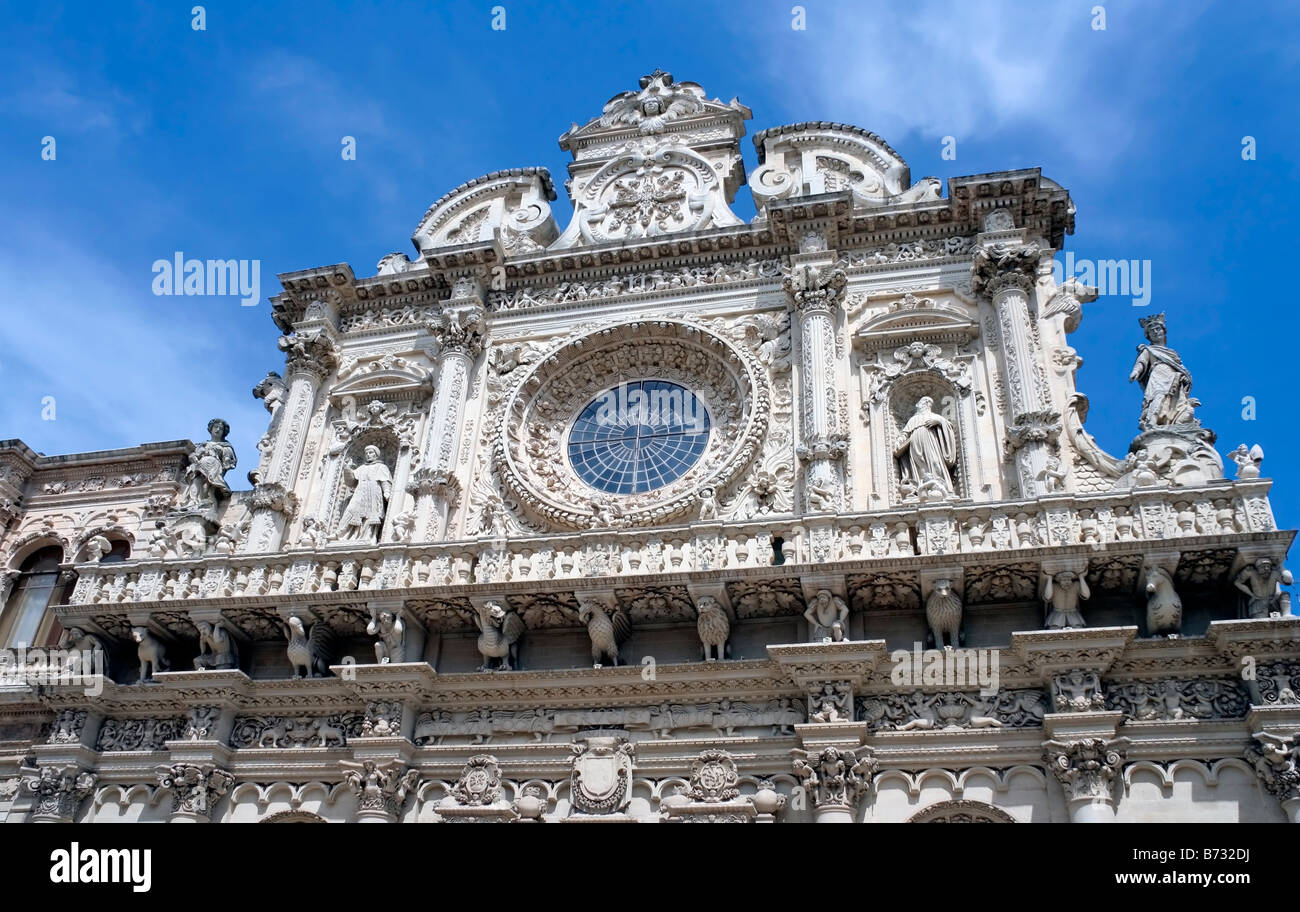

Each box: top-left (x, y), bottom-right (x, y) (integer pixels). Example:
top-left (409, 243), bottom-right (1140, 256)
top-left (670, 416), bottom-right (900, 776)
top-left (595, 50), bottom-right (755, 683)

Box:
top-left (567, 380), bottom-right (711, 494)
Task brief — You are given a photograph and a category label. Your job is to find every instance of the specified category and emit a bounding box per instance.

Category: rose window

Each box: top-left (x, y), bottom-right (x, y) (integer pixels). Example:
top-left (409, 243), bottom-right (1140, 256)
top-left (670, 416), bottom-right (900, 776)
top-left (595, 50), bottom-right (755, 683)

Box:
top-left (568, 380), bottom-right (711, 494)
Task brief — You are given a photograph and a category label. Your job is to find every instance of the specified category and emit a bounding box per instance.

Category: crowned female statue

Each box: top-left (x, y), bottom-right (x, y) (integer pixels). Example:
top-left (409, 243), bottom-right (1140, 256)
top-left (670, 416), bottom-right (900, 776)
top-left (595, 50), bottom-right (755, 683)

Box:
top-left (1128, 313), bottom-right (1197, 430)
top-left (894, 396), bottom-right (957, 499)
top-left (337, 445), bottom-right (393, 542)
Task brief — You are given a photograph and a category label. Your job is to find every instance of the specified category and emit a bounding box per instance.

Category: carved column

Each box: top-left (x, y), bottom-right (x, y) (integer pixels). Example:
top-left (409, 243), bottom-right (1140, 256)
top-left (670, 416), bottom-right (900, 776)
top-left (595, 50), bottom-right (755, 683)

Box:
top-left (972, 242), bottom-right (1059, 498)
top-left (1246, 731), bottom-right (1300, 822)
top-left (412, 289), bottom-right (484, 541)
top-left (19, 765), bottom-right (96, 823)
top-left (1043, 737), bottom-right (1127, 822)
top-left (791, 743), bottom-right (876, 823)
top-left (340, 758), bottom-right (420, 823)
top-left (156, 763), bottom-right (234, 823)
top-left (244, 330), bottom-right (338, 552)
top-left (785, 260), bottom-right (849, 512)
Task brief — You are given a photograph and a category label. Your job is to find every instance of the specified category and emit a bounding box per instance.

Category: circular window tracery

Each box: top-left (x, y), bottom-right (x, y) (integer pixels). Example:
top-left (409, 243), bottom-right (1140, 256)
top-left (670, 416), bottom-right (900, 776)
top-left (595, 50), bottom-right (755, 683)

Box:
top-left (568, 380), bottom-right (711, 494)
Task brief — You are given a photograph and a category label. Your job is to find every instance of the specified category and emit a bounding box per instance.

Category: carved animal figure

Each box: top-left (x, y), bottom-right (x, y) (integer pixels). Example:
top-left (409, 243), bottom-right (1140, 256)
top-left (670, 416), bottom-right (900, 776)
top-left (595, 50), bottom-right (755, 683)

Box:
top-left (131, 627), bottom-right (168, 682)
top-left (285, 615), bottom-right (333, 678)
top-left (474, 600), bottom-right (526, 671)
top-left (313, 719), bottom-right (346, 748)
top-left (577, 596), bottom-right (631, 668)
top-left (695, 596), bottom-right (730, 662)
top-left (925, 579), bottom-right (964, 649)
top-left (1143, 565), bottom-right (1183, 637)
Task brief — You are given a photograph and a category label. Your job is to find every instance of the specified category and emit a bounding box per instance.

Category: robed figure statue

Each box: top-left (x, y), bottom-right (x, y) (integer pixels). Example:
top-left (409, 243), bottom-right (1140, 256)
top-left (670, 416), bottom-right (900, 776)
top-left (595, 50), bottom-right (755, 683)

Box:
top-left (180, 418), bottom-right (237, 509)
top-left (1128, 313), bottom-right (1196, 429)
top-left (894, 396), bottom-right (957, 499)
top-left (337, 445), bottom-right (393, 542)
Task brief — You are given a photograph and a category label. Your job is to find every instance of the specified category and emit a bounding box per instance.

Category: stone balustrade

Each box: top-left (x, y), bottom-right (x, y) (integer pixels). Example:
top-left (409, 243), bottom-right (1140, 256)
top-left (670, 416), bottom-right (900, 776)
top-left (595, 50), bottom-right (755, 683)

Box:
top-left (62, 480), bottom-right (1278, 611)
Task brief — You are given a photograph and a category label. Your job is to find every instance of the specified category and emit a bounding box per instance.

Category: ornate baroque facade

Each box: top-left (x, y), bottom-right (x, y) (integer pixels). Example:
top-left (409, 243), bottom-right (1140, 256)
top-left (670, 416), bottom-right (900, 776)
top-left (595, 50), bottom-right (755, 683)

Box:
top-left (1, 71), bottom-right (1297, 823)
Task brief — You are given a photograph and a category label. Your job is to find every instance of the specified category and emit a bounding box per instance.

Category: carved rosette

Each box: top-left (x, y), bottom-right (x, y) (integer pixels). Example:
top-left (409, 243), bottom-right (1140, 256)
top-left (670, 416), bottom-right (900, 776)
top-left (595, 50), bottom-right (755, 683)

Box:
top-left (1043, 738), bottom-right (1127, 804)
top-left (156, 763), bottom-right (234, 820)
top-left (494, 320), bottom-right (769, 529)
top-left (450, 755), bottom-right (503, 806)
top-left (20, 766), bottom-right (97, 822)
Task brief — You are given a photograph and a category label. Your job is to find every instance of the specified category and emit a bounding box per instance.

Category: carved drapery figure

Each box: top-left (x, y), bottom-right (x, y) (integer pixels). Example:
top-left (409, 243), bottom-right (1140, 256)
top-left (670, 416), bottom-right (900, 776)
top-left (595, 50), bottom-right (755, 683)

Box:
top-left (193, 620), bottom-right (239, 670)
top-left (337, 445), bottom-right (393, 542)
top-left (894, 397), bottom-right (957, 500)
top-left (1234, 558), bottom-right (1293, 620)
top-left (1128, 314), bottom-right (1197, 430)
top-left (179, 418), bottom-right (237, 509)
top-left (367, 608), bottom-right (406, 664)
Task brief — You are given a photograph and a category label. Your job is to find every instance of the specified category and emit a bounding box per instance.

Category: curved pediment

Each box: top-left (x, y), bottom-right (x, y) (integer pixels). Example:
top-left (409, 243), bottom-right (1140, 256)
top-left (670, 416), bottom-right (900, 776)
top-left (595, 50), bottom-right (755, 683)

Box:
top-left (853, 295), bottom-right (979, 350)
top-left (411, 167), bottom-right (558, 255)
top-left (330, 353), bottom-right (432, 403)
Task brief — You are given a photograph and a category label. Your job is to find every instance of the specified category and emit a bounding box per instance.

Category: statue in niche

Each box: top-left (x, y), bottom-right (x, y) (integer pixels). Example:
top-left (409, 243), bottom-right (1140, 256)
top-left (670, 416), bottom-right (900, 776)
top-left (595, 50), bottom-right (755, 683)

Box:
top-left (1041, 570), bottom-right (1090, 630)
top-left (337, 445), bottom-right (393, 542)
top-left (367, 607), bottom-right (406, 664)
top-left (1128, 313), bottom-right (1199, 430)
top-left (193, 620), bottom-right (239, 671)
top-left (893, 396), bottom-right (957, 500)
top-left (803, 589), bottom-right (849, 643)
top-left (179, 419), bottom-right (237, 510)
top-left (1234, 558), bottom-right (1293, 620)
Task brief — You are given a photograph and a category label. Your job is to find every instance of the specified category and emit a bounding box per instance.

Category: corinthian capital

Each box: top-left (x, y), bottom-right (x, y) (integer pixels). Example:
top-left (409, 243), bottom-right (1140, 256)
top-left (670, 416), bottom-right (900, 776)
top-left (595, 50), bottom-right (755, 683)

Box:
top-left (156, 763), bottom-right (234, 819)
top-left (783, 263), bottom-right (847, 315)
top-left (339, 759), bottom-right (421, 820)
top-left (278, 331), bottom-right (339, 380)
top-left (1043, 737), bottom-right (1127, 803)
top-left (20, 765), bottom-right (97, 821)
top-left (1246, 732), bottom-right (1300, 802)
top-left (428, 306), bottom-right (486, 359)
top-left (971, 242), bottom-right (1041, 298)
top-left (791, 746), bottom-right (877, 810)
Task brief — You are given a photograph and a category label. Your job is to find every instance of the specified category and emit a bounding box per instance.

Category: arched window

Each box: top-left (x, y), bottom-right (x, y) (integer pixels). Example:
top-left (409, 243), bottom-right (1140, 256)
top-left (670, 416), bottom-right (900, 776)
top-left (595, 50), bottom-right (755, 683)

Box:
top-left (1, 546), bottom-right (69, 647)
top-left (101, 540), bottom-right (131, 563)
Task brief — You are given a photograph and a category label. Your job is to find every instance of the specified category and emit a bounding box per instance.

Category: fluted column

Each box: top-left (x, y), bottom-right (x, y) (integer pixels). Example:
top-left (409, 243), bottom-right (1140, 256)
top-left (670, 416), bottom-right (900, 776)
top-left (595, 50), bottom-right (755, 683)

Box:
top-left (785, 260), bottom-right (848, 512)
top-left (411, 296), bottom-right (484, 541)
top-left (972, 242), bottom-right (1059, 498)
top-left (243, 330), bottom-right (337, 552)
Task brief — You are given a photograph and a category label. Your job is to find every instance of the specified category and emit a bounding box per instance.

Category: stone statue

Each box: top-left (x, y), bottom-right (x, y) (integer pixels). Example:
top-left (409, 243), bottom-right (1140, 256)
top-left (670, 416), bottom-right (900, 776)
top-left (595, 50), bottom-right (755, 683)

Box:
top-left (1128, 313), bottom-right (1198, 430)
top-left (337, 445), bottom-right (393, 542)
top-left (474, 600), bottom-right (526, 671)
top-left (1230, 444), bottom-right (1264, 480)
top-left (297, 516), bottom-right (330, 548)
top-left (925, 579), bottom-right (964, 649)
top-left (697, 486), bottom-right (718, 520)
top-left (193, 620), bottom-right (239, 670)
top-left (83, 535), bottom-right (112, 562)
top-left (58, 627), bottom-right (107, 678)
top-left (694, 595), bottom-right (730, 662)
top-left (131, 627), bottom-right (169, 682)
top-left (1142, 565), bottom-right (1183, 637)
top-left (576, 595), bottom-right (631, 667)
top-left (803, 589), bottom-right (849, 643)
top-left (179, 418), bottom-right (237, 509)
top-left (1042, 453), bottom-right (1068, 493)
top-left (1234, 558), bottom-right (1293, 620)
top-left (1041, 570), bottom-right (1090, 630)
top-left (285, 615), bottom-right (334, 678)
top-left (367, 608), bottom-right (406, 664)
top-left (894, 396), bottom-right (957, 500)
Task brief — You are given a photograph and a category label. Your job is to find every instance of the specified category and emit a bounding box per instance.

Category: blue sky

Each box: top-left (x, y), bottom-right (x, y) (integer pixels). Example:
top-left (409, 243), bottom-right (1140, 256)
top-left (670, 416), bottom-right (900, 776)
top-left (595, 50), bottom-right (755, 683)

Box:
top-left (1, 1), bottom-right (1298, 530)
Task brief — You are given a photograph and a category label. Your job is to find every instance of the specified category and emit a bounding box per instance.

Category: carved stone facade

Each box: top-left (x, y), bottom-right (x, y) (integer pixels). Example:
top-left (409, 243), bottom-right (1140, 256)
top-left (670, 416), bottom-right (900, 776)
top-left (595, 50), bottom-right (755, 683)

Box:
top-left (0, 72), bottom-right (1296, 824)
